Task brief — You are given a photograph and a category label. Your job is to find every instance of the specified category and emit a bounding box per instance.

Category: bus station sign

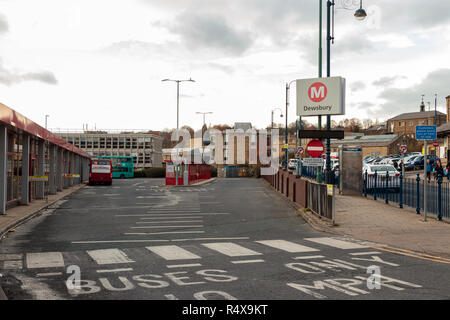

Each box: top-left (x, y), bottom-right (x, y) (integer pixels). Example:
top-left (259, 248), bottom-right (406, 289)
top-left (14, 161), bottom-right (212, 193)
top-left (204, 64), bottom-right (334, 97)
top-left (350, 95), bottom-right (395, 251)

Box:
top-left (297, 76), bottom-right (346, 117)
top-left (415, 125), bottom-right (437, 140)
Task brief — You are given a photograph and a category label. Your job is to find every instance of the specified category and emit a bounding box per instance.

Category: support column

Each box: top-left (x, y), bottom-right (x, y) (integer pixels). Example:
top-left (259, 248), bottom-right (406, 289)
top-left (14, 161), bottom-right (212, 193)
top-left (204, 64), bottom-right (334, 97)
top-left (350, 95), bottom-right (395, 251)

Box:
top-left (63, 150), bottom-right (68, 189)
top-left (69, 152), bottom-right (74, 187)
top-left (0, 125), bottom-right (7, 214)
top-left (49, 144), bottom-right (57, 194)
top-left (20, 134), bottom-right (30, 205)
top-left (37, 140), bottom-right (45, 199)
top-left (57, 148), bottom-right (63, 191)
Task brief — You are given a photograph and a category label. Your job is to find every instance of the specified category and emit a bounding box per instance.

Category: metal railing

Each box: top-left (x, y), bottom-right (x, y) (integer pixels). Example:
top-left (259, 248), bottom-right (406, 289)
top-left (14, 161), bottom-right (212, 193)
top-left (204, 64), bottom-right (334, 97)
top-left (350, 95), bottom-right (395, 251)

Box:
top-left (307, 181), bottom-right (335, 222)
top-left (301, 165), bottom-right (340, 187)
top-left (364, 171), bottom-right (450, 220)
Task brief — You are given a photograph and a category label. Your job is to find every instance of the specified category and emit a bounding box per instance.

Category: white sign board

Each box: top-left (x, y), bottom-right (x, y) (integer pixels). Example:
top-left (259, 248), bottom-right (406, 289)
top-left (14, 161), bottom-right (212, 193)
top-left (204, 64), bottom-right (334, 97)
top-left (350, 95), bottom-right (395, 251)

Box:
top-left (303, 158), bottom-right (324, 167)
top-left (296, 77), bottom-right (346, 117)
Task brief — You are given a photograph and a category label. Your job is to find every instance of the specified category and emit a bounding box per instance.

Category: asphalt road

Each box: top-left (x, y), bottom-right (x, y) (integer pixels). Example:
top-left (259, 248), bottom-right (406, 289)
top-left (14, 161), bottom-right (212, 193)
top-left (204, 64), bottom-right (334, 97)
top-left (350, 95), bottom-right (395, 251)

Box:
top-left (1, 178), bottom-right (450, 300)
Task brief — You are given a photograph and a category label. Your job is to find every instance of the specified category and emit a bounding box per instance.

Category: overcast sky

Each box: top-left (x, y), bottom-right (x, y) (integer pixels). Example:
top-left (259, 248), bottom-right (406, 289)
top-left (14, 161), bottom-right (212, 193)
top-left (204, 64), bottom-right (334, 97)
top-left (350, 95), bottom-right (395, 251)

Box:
top-left (1, 0), bottom-right (450, 131)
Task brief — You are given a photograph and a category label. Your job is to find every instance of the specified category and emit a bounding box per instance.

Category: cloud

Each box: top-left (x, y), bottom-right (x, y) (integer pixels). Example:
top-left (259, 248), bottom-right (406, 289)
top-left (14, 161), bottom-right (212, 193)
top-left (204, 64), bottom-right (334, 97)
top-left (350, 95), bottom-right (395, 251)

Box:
top-left (0, 14), bottom-right (8, 34)
top-left (164, 11), bottom-right (254, 56)
top-left (350, 81), bottom-right (366, 92)
top-left (0, 60), bottom-right (58, 86)
top-left (372, 76), bottom-right (407, 88)
top-left (372, 68), bottom-right (450, 118)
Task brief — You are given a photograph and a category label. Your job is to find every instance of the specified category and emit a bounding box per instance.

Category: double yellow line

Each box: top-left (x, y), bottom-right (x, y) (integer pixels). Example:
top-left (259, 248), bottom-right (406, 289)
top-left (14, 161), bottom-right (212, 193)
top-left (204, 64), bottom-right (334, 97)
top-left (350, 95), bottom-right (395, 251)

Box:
top-left (372, 246), bottom-right (450, 265)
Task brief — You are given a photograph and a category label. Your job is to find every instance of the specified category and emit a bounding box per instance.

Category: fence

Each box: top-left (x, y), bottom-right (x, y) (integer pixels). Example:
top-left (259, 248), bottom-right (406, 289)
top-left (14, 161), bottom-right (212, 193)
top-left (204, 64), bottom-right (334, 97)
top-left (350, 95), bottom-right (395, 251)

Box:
top-left (307, 181), bottom-right (335, 222)
top-left (364, 171), bottom-right (450, 221)
top-left (301, 165), bottom-right (340, 187)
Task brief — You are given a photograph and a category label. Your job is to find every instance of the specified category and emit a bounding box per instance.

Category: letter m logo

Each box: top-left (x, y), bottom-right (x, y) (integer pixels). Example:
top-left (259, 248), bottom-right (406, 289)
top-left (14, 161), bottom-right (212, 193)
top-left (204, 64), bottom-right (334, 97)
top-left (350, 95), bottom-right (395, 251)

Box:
top-left (308, 82), bottom-right (327, 103)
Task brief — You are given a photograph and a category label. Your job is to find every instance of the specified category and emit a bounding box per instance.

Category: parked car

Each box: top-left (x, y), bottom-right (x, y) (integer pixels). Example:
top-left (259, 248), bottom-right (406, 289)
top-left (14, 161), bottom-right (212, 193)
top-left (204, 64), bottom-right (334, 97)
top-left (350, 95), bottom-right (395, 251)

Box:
top-left (363, 164), bottom-right (401, 193)
top-left (412, 155), bottom-right (440, 170)
top-left (288, 159), bottom-right (299, 171)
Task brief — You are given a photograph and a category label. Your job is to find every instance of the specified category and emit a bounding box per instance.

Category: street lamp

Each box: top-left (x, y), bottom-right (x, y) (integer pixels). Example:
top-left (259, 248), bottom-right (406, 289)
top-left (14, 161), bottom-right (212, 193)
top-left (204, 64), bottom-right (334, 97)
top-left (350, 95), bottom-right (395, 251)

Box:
top-left (323, 0), bottom-right (367, 184)
top-left (162, 78), bottom-right (196, 185)
top-left (196, 111), bottom-right (213, 128)
top-left (45, 115), bottom-right (49, 129)
top-left (271, 108), bottom-right (283, 129)
top-left (285, 80), bottom-right (296, 170)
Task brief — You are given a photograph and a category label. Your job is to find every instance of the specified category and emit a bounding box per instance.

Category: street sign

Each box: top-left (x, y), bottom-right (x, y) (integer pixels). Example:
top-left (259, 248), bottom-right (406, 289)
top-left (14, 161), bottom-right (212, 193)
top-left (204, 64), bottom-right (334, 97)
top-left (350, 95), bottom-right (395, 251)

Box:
top-left (306, 140), bottom-right (325, 158)
top-left (303, 158), bottom-right (324, 167)
top-left (296, 77), bottom-right (346, 117)
top-left (327, 184), bottom-right (334, 196)
top-left (287, 148), bottom-right (296, 152)
top-left (400, 145), bottom-right (408, 154)
top-left (296, 146), bottom-right (304, 156)
top-left (433, 141), bottom-right (439, 147)
top-left (415, 125), bottom-right (437, 140)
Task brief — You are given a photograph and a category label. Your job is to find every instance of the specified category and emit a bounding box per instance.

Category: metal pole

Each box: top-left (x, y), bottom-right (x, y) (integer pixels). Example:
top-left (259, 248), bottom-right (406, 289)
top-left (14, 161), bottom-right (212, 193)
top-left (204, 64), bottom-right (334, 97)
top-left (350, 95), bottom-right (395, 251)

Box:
top-left (424, 140), bottom-right (428, 221)
top-left (318, 0), bottom-right (323, 131)
top-left (176, 81), bottom-right (179, 186)
top-left (435, 94), bottom-right (437, 127)
top-left (325, 0), bottom-right (333, 184)
top-left (285, 83), bottom-right (288, 170)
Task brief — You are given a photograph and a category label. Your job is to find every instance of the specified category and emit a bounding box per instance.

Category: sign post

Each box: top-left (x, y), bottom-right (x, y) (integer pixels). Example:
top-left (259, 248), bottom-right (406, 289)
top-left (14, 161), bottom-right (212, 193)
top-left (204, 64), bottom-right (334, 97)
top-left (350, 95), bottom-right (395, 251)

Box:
top-left (400, 145), bottom-right (408, 178)
top-left (416, 125), bottom-right (437, 222)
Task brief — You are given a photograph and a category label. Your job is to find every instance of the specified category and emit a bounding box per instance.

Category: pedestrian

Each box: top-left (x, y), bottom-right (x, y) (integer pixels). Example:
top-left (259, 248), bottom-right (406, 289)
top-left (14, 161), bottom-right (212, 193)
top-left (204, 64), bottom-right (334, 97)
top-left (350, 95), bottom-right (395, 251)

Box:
top-left (426, 160), bottom-right (432, 183)
top-left (446, 163), bottom-right (450, 181)
top-left (436, 160), bottom-right (444, 180)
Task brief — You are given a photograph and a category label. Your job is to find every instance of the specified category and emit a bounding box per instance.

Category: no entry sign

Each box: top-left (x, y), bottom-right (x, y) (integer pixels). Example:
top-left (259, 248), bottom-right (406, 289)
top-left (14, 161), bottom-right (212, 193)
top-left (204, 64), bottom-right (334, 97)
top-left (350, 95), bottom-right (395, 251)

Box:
top-left (306, 140), bottom-right (325, 158)
top-left (433, 141), bottom-right (439, 147)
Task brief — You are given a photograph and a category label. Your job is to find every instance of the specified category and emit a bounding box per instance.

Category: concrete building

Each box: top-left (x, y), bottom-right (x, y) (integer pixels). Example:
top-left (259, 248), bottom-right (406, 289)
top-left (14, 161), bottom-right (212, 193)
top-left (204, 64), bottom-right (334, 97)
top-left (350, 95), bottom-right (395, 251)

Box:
top-left (330, 134), bottom-right (403, 158)
top-left (0, 102), bottom-right (90, 214)
top-left (387, 100), bottom-right (446, 138)
top-left (54, 130), bottom-right (163, 170)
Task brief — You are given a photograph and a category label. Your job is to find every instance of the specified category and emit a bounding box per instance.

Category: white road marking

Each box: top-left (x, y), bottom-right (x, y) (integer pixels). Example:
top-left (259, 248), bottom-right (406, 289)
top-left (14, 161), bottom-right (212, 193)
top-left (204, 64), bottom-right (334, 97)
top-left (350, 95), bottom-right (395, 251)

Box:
top-left (131, 225), bottom-right (204, 229)
top-left (136, 221), bottom-right (203, 224)
top-left (304, 237), bottom-right (369, 250)
top-left (172, 237), bottom-right (250, 242)
top-left (166, 263), bottom-right (202, 268)
top-left (115, 213), bottom-right (229, 217)
top-left (36, 272), bottom-right (63, 277)
top-left (26, 252), bottom-right (64, 269)
top-left (293, 255), bottom-right (325, 260)
top-left (349, 251), bottom-right (382, 256)
top-left (140, 216), bottom-right (203, 220)
top-left (231, 259), bottom-right (265, 264)
top-left (96, 268), bottom-right (134, 273)
top-left (256, 240), bottom-right (320, 253)
top-left (146, 245), bottom-right (201, 260)
top-left (87, 249), bottom-right (135, 265)
top-left (3, 260), bottom-right (23, 269)
top-left (124, 231), bottom-right (205, 236)
top-left (202, 242), bottom-right (262, 257)
top-left (0, 253), bottom-right (23, 260)
top-left (72, 240), bottom-right (170, 244)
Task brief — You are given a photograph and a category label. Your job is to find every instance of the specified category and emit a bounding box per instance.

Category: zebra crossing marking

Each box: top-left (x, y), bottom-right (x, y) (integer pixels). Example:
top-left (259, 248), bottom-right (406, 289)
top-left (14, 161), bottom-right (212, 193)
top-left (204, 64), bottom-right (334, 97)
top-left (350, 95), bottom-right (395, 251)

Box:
top-left (146, 245), bottom-right (201, 261)
top-left (96, 268), bottom-right (134, 273)
top-left (304, 237), bottom-right (369, 250)
top-left (87, 248), bottom-right (135, 265)
top-left (256, 240), bottom-right (320, 253)
top-left (202, 242), bottom-right (262, 257)
top-left (166, 263), bottom-right (202, 268)
top-left (231, 259), bottom-right (265, 264)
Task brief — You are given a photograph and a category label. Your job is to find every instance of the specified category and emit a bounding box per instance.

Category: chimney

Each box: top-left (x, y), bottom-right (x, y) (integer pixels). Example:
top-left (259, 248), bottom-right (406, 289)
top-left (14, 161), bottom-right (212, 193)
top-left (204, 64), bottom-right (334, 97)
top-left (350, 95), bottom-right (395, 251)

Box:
top-left (420, 99), bottom-right (425, 112)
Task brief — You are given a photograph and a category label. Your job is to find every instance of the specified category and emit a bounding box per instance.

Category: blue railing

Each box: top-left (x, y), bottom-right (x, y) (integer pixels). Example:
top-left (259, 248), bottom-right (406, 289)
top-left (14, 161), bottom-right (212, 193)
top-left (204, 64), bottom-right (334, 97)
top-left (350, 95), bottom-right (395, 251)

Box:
top-left (300, 166), bottom-right (340, 187)
top-left (364, 170), bottom-right (450, 220)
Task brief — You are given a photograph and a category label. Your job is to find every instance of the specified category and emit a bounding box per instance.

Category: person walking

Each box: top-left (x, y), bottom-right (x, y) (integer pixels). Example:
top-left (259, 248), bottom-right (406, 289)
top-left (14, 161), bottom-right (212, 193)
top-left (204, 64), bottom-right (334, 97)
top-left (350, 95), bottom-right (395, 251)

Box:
top-left (426, 160), bottom-right (432, 183)
top-left (446, 162), bottom-right (450, 181)
top-left (436, 160), bottom-right (444, 180)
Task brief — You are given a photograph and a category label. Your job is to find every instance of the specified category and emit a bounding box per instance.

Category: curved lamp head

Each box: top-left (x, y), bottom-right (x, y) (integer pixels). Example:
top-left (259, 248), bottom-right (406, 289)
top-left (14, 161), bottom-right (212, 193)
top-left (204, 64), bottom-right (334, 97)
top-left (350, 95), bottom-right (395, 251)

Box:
top-left (354, 8), bottom-right (367, 20)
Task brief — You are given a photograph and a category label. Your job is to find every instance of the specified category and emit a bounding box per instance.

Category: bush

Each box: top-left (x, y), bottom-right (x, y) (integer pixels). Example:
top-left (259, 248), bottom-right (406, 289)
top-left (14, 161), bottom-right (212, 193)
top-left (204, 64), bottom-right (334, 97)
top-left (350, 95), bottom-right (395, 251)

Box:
top-left (247, 165), bottom-right (261, 178)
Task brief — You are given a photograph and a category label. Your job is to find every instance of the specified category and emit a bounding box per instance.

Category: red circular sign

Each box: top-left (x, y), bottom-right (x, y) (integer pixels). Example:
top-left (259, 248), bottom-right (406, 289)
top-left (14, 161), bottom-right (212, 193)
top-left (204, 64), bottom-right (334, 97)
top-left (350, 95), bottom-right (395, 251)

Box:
top-left (433, 141), bottom-right (439, 147)
top-left (306, 140), bottom-right (325, 158)
top-left (308, 82), bottom-right (327, 103)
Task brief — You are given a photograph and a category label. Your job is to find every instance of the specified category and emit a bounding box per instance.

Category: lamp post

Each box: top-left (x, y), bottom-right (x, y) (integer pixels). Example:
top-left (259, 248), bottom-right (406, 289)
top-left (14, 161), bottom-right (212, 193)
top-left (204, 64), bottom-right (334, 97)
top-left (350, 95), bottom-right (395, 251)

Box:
top-left (434, 94), bottom-right (438, 127)
top-left (196, 111), bottom-right (213, 128)
top-left (271, 108), bottom-right (283, 129)
top-left (45, 115), bottom-right (49, 129)
top-left (323, 0), bottom-right (367, 184)
top-left (285, 80), bottom-right (296, 170)
top-left (162, 78), bottom-right (195, 186)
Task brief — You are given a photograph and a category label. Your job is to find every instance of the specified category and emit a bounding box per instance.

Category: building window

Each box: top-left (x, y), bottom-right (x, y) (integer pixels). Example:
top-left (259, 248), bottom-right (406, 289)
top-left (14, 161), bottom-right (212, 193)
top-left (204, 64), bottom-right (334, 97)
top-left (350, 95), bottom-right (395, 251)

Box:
top-left (398, 122), bottom-right (404, 127)
top-left (408, 122), bottom-right (414, 126)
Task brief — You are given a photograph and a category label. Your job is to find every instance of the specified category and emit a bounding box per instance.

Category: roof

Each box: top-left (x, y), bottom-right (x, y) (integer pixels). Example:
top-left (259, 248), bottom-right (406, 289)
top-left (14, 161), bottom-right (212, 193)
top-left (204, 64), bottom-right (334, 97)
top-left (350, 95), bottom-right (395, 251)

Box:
top-left (0, 102), bottom-right (90, 157)
top-left (437, 122), bottom-right (450, 134)
top-left (234, 122), bottom-right (252, 131)
top-left (388, 111), bottom-right (446, 121)
top-left (330, 134), bottom-right (401, 147)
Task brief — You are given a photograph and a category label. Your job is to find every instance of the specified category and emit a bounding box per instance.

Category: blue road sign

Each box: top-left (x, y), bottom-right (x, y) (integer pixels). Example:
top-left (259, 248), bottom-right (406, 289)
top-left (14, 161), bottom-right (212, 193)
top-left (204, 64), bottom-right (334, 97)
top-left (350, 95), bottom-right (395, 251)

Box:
top-left (416, 125), bottom-right (437, 140)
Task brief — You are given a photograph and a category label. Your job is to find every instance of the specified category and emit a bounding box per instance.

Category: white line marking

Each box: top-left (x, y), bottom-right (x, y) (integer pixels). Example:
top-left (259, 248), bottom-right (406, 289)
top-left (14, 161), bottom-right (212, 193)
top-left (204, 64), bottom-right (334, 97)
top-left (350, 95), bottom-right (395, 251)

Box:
top-left (72, 240), bottom-right (170, 244)
top-left (87, 249), bottom-right (135, 265)
top-left (96, 268), bottom-right (134, 273)
top-left (3, 260), bottom-right (23, 269)
top-left (349, 251), bottom-right (382, 256)
top-left (124, 231), bottom-right (205, 236)
top-left (293, 255), bottom-right (325, 260)
top-left (146, 245), bottom-right (201, 260)
top-left (26, 252), bottom-right (64, 269)
top-left (166, 263), bottom-right (202, 268)
top-left (0, 254), bottom-right (23, 260)
top-left (231, 259), bottom-right (265, 264)
top-left (115, 213), bottom-right (229, 217)
top-left (140, 216), bottom-right (203, 220)
top-left (136, 220), bottom-right (203, 224)
top-left (256, 240), bottom-right (320, 253)
top-left (131, 225), bottom-right (204, 229)
top-left (304, 237), bottom-right (369, 250)
top-left (202, 242), bottom-right (262, 257)
top-left (172, 237), bottom-right (250, 242)
top-left (36, 272), bottom-right (63, 277)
